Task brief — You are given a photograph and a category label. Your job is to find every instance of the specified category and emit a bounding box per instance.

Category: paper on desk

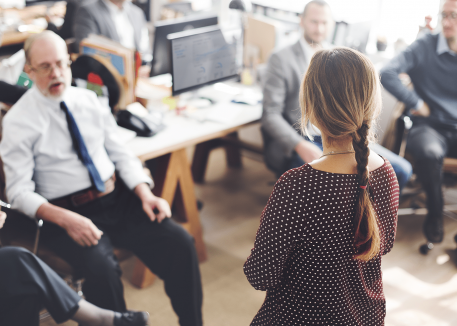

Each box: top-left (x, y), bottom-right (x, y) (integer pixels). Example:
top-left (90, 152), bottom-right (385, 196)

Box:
top-left (204, 105), bottom-right (243, 123)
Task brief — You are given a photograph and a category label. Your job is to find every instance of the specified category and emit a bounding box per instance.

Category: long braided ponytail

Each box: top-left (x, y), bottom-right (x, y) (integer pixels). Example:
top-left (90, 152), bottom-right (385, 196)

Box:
top-left (299, 47), bottom-right (383, 261)
top-left (352, 124), bottom-right (380, 260)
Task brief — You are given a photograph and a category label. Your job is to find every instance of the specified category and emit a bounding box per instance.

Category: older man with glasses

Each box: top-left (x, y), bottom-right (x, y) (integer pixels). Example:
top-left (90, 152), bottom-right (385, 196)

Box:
top-left (0, 31), bottom-right (203, 326)
top-left (380, 0), bottom-right (457, 249)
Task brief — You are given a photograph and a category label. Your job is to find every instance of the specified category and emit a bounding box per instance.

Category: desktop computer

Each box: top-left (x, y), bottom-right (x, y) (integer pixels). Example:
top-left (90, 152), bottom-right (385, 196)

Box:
top-left (167, 25), bottom-right (243, 96)
top-left (150, 13), bottom-right (218, 77)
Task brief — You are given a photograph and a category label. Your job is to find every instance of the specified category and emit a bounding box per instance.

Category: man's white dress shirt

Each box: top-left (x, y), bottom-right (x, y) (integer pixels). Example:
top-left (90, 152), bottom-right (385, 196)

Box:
top-left (0, 86), bottom-right (152, 218)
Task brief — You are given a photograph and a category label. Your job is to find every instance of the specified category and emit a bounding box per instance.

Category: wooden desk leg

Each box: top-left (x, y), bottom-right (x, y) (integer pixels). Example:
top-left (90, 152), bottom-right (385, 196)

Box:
top-left (131, 149), bottom-right (208, 288)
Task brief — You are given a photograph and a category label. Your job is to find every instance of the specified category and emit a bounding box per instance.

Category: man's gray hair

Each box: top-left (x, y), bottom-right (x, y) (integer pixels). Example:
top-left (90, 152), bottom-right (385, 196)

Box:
top-left (24, 31), bottom-right (67, 64)
top-left (302, 0), bottom-right (329, 17)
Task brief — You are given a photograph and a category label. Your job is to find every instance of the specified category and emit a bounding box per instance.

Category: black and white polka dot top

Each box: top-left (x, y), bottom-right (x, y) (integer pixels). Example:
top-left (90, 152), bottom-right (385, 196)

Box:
top-left (244, 159), bottom-right (399, 326)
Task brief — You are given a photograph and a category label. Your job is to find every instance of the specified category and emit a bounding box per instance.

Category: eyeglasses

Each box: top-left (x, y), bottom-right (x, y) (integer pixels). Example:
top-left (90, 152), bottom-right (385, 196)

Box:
top-left (441, 12), bottom-right (457, 22)
top-left (29, 60), bottom-right (72, 76)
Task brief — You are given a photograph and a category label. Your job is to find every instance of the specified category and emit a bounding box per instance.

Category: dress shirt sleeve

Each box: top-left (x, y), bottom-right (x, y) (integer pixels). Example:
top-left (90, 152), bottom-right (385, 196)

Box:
top-left (379, 39), bottom-right (425, 110)
top-left (100, 103), bottom-right (153, 190)
top-left (0, 114), bottom-right (48, 218)
top-left (244, 171), bottom-right (303, 291)
top-left (73, 5), bottom-right (97, 51)
top-left (261, 53), bottom-right (304, 154)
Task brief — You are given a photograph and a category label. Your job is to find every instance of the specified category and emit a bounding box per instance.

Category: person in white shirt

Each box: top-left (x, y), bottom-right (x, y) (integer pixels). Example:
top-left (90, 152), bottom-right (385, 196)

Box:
top-left (261, 0), bottom-right (412, 192)
top-left (0, 31), bottom-right (202, 326)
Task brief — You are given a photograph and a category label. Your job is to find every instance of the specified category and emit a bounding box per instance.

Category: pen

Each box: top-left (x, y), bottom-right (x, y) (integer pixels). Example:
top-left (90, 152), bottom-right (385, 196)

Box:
top-left (0, 200), bottom-right (11, 209)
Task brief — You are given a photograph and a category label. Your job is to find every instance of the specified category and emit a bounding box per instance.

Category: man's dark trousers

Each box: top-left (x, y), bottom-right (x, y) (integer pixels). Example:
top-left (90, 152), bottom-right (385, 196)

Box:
top-left (0, 246), bottom-right (81, 326)
top-left (40, 179), bottom-right (203, 326)
top-left (406, 117), bottom-right (457, 243)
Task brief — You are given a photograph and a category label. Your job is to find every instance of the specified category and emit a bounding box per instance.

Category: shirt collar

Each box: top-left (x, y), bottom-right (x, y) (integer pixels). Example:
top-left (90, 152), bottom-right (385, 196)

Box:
top-left (437, 32), bottom-right (457, 56)
top-left (102, 0), bottom-right (128, 14)
top-left (31, 84), bottom-right (70, 110)
top-left (299, 36), bottom-right (330, 64)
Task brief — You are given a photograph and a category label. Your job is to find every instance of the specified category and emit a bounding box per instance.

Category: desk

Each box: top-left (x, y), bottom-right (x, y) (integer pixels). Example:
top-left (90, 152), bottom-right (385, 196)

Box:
top-left (126, 87), bottom-right (262, 288)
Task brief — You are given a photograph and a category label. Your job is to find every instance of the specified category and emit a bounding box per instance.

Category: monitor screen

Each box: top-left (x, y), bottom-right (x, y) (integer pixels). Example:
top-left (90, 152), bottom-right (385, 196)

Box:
top-left (150, 13), bottom-right (218, 77)
top-left (168, 26), bottom-right (243, 96)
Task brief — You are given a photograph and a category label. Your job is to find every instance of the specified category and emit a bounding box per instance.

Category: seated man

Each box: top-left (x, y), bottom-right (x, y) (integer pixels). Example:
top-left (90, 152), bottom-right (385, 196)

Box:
top-left (380, 0), bottom-right (457, 244)
top-left (0, 31), bottom-right (202, 326)
top-left (262, 0), bottom-right (412, 190)
top-left (73, 0), bottom-right (149, 53)
top-left (0, 211), bottom-right (148, 326)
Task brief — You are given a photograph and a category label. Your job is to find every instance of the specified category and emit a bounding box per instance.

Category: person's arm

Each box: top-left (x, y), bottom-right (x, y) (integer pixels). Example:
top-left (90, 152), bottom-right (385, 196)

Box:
top-left (243, 172), bottom-right (304, 291)
top-left (0, 211), bottom-right (6, 229)
top-left (0, 113), bottom-right (102, 246)
top-left (379, 38), bottom-right (426, 111)
top-left (262, 54), bottom-right (304, 154)
top-left (73, 5), bottom-right (97, 51)
top-left (98, 97), bottom-right (171, 222)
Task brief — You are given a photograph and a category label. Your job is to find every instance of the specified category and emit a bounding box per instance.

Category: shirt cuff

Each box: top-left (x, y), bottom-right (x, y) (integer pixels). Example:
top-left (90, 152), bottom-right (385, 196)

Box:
top-left (13, 192), bottom-right (49, 218)
top-left (121, 171), bottom-right (154, 191)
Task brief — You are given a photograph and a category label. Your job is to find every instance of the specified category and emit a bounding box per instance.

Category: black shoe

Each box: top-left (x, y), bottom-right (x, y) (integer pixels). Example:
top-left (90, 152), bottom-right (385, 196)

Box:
top-left (114, 311), bottom-right (149, 326)
top-left (423, 215), bottom-right (444, 243)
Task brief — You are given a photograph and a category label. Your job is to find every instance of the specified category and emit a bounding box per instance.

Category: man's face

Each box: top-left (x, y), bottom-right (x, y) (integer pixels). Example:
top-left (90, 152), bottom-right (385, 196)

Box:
top-left (25, 37), bottom-right (71, 99)
top-left (442, 0), bottom-right (457, 40)
top-left (301, 4), bottom-right (333, 45)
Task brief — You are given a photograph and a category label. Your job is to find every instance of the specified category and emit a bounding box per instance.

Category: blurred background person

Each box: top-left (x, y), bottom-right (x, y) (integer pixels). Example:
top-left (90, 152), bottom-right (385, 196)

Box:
top-left (261, 0), bottom-right (412, 190)
top-left (380, 0), bottom-right (457, 246)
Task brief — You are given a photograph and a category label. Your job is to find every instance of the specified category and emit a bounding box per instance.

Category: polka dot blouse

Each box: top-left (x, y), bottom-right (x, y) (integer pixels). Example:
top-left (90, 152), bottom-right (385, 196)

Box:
top-left (244, 159), bottom-right (399, 326)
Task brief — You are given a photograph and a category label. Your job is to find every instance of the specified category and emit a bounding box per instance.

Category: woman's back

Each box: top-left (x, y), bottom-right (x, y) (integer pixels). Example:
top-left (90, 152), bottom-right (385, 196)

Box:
top-left (244, 158), bottom-right (399, 325)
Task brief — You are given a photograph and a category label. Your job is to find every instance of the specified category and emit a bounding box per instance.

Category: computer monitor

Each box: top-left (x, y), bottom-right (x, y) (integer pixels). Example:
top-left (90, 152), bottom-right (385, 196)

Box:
top-left (150, 13), bottom-right (218, 77)
top-left (168, 25), bottom-right (243, 96)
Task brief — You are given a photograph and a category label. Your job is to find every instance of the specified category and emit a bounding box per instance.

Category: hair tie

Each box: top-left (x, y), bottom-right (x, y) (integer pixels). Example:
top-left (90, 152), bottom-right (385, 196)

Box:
top-left (359, 185), bottom-right (367, 190)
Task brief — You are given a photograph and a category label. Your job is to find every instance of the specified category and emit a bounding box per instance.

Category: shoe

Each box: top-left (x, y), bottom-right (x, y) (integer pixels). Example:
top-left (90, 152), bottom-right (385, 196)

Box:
top-left (113, 311), bottom-right (149, 326)
top-left (423, 215), bottom-right (443, 243)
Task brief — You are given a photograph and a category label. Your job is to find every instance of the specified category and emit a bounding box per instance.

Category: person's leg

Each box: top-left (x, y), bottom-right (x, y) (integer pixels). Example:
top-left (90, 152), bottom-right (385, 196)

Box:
top-left (40, 224), bottom-right (127, 312)
top-left (118, 219), bottom-right (202, 326)
top-left (0, 246), bottom-right (80, 325)
top-left (406, 123), bottom-right (448, 243)
top-left (369, 142), bottom-right (413, 192)
top-left (106, 185), bottom-right (203, 326)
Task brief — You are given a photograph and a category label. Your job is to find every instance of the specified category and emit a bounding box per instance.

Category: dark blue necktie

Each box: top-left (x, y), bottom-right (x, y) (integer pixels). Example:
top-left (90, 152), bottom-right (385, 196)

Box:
top-left (60, 101), bottom-right (105, 192)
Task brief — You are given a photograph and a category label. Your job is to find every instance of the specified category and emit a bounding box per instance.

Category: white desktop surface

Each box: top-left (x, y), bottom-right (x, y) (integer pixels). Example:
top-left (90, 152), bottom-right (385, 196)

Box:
top-left (126, 84), bottom-right (262, 161)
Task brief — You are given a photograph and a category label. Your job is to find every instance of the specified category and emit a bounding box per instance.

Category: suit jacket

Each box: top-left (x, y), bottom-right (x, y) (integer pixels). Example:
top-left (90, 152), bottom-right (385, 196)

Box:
top-left (73, 0), bottom-right (146, 51)
top-left (261, 41), bottom-right (309, 175)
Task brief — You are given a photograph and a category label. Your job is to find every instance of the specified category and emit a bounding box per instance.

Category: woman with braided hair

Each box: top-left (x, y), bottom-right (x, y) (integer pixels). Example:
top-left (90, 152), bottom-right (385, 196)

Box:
top-left (244, 47), bottom-right (399, 325)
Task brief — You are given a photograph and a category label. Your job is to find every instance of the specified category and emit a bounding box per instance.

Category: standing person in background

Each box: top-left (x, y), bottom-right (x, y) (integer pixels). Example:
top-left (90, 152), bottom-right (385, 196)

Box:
top-left (0, 211), bottom-right (149, 326)
top-left (261, 0), bottom-right (412, 190)
top-left (380, 0), bottom-right (457, 246)
top-left (245, 47), bottom-right (399, 325)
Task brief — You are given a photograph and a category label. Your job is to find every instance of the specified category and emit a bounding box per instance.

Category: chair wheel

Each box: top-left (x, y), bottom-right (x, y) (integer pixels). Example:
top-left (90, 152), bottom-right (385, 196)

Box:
top-left (419, 243), bottom-right (434, 255)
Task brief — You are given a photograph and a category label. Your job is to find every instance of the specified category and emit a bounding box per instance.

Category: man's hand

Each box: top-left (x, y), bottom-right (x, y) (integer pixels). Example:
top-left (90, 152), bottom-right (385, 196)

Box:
top-left (134, 183), bottom-right (171, 223)
top-left (411, 102), bottom-right (430, 117)
top-left (36, 203), bottom-right (103, 247)
top-left (61, 212), bottom-right (103, 247)
top-left (0, 211), bottom-right (6, 229)
top-left (295, 140), bottom-right (323, 163)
